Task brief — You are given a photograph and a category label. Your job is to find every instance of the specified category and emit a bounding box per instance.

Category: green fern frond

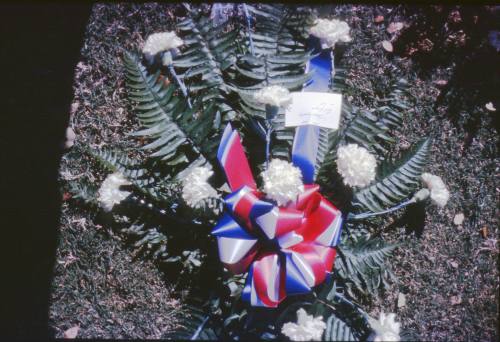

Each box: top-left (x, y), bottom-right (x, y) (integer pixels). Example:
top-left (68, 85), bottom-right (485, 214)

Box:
top-left (165, 305), bottom-right (218, 340)
top-left (124, 52), bottom-right (219, 180)
top-left (173, 8), bottom-right (238, 121)
top-left (67, 178), bottom-right (98, 206)
top-left (352, 139), bottom-right (430, 213)
top-left (336, 237), bottom-right (397, 296)
top-left (86, 146), bottom-right (174, 202)
top-left (122, 222), bottom-right (169, 262)
top-left (244, 4), bottom-right (309, 56)
top-left (324, 314), bottom-right (357, 341)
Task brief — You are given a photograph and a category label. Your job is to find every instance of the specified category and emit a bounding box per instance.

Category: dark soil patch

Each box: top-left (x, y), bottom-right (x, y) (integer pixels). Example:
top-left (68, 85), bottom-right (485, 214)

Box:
top-left (52, 3), bottom-right (498, 340)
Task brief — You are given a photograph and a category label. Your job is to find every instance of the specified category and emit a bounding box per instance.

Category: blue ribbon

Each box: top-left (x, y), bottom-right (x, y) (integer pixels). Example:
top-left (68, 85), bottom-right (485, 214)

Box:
top-left (291, 36), bottom-right (333, 183)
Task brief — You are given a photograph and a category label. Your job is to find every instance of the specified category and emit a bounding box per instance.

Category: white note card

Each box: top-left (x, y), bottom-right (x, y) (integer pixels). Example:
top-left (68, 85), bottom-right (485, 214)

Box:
top-left (285, 92), bottom-right (342, 130)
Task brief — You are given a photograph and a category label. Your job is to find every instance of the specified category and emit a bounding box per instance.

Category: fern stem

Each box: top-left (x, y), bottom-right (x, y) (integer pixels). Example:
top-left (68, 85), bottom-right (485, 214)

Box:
top-left (348, 199), bottom-right (415, 221)
top-left (265, 128), bottom-right (272, 168)
top-left (190, 315), bottom-right (210, 340)
top-left (334, 293), bottom-right (371, 325)
top-left (330, 50), bottom-right (335, 87)
top-left (168, 64), bottom-right (192, 109)
top-left (242, 3), bottom-right (255, 56)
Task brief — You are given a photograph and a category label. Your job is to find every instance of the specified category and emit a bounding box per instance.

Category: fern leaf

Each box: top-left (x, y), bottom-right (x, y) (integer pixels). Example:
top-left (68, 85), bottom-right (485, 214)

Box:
top-left (86, 146), bottom-right (175, 202)
top-left (324, 314), bottom-right (357, 341)
top-left (67, 178), bottom-right (98, 206)
top-left (352, 139), bottom-right (430, 213)
top-left (336, 237), bottom-right (397, 296)
top-left (165, 305), bottom-right (218, 340)
top-left (124, 52), bottom-right (219, 179)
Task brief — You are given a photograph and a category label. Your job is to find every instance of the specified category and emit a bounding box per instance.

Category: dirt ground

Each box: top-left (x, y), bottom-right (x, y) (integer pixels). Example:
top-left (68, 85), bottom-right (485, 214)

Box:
top-left (50, 3), bottom-right (499, 340)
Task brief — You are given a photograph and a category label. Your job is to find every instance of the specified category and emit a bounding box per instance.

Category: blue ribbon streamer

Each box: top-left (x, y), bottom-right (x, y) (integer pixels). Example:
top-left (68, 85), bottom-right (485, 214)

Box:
top-left (292, 37), bottom-right (333, 183)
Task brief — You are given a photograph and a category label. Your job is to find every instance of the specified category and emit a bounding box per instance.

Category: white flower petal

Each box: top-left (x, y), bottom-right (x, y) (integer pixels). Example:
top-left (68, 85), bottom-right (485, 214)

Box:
top-left (421, 173), bottom-right (450, 208)
top-left (253, 85), bottom-right (292, 108)
top-left (181, 166), bottom-right (218, 208)
top-left (370, 312), bottom-right (401, 342)
top-left (98, 172), bottom-right (132, 212)
top-left (309, 18), bottom-right (352, 49)
top-left (142, 31), bottom-right (183, 59)
top-left (262, 159), bottom-right (304, 206)
top-left (336, 144), bottom-right (377, 187)
top-left (281, 308), bottom-right (326, 341)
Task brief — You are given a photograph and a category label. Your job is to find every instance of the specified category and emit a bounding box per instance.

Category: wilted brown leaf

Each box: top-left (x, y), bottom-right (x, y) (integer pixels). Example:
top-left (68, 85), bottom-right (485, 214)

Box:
top-left (480, 226), bottom-right (488, 238)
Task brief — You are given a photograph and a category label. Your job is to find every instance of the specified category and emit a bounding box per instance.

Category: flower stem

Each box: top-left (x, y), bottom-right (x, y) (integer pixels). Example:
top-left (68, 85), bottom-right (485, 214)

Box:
top-left (265, 127), bottom-right (272, 169)
top-left (168, 64), bottom-right (192, 109)
top-left (348, 199), bottom-right (415, 221)
top-left (330, 49), bottom-right (335, 87)
top-left (242, 3), bottom-right (255, 56)
top-left (190, 315), bottom-right (210, 340)
top-left (334, 293), bottom-right (371, 324)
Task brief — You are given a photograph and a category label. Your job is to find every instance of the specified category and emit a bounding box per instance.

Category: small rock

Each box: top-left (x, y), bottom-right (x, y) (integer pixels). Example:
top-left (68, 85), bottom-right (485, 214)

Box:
top-left (450, 295), bottom-right (462, 305)
top-left (64, 127), bottom-right (76, 149)
top-left (450, 261), bottom-right (459, 268)
top-left (374, 15), bottom-right (384, 23)
top-left (387, 22), bottom-right (404, 34)
top-left (397, 293), bottom-right (406, 308)
top-left (382, 40), bottom-right (393, 52)
top-left (63, 325), bottom-right (80, 339)
top-left (453, 213), bottom-right (465, 225)
top-left (485, 102), bottom-right (496, 111)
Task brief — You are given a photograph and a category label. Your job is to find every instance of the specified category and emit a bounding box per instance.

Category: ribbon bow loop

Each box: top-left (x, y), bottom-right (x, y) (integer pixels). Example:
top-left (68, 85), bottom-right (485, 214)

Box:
top-left (213, 124), bottom-right (343, 307)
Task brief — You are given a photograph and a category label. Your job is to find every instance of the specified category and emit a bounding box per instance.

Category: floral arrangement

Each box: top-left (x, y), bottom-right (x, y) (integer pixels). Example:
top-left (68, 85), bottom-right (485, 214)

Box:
top-left (66, 4), bottom-right (450, 340)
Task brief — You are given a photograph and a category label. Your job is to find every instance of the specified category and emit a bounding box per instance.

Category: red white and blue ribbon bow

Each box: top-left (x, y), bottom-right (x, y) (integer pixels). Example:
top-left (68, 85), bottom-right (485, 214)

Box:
top-left (213, 123), bottom-right (343, 307)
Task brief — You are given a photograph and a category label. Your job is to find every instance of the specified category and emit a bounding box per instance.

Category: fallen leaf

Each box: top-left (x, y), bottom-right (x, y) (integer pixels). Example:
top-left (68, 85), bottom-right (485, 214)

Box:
top-left (485, 102), bottom-right (496, 111)
top-left (63, 326), bottom-right (80, 339)
top-left (387, 22), bottom-right (404, 34)
top-left (453, 213), bottom-right (465, 225)
top-left (62, 192), bottom-right (72, 201)
top-left (480, 226), bottom-right (488, 238)
top-left (450, 295), bottom-right (462, 305)
top-left (397, 293), bottom-right (406, 308)
top-left (434, 79), bottom-right (448, 87)
top-left (382, 40), bottom-right (393, 52)
top-left (374, 15), bottom-right (384, 23)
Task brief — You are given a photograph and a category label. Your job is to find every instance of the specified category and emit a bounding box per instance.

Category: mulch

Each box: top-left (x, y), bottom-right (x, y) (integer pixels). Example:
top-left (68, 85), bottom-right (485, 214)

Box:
top-left (50, 3), bottom-right (498, 340)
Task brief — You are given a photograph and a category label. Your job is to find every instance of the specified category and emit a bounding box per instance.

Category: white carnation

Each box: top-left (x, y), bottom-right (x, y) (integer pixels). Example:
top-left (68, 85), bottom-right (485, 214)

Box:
top-left (369, 312), bottom-right (401, 342)
top-left (142, 31), bottom-right (183, 59)
top-left (262, 159), bottom-right (304, 206)
top-left (182, 166), bottom-right (218, 208)
top-left (336, 144), bottom-right (377, 187)
top-left (253, 85), bottom-right (292, 108)
top-left (281, 308), bottom-right (326, 341)
top-left (98, 172), bottom-right (132, 212)
top-left (421, 173), bottom-right (450, 208)
top-left (309, 18), bottom-right (352, 49)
